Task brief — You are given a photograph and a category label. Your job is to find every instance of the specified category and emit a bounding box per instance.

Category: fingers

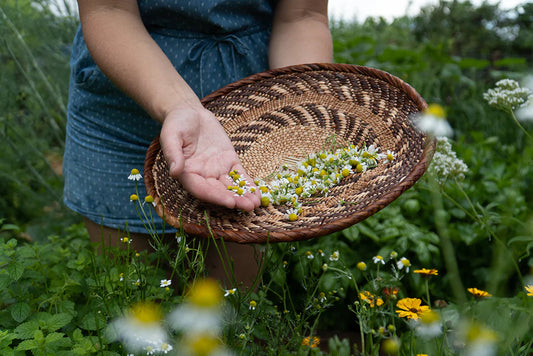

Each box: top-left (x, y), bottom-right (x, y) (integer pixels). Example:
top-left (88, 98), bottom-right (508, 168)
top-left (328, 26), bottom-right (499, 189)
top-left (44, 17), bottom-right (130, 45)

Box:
top-left (179, 172), bottom-right (259, 211)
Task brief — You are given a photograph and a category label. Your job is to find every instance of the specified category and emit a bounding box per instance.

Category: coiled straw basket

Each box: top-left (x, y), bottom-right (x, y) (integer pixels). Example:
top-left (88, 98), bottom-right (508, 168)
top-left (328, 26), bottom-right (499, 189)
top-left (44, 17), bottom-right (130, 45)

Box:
top-left (144, 63), bottom-right (435, 243)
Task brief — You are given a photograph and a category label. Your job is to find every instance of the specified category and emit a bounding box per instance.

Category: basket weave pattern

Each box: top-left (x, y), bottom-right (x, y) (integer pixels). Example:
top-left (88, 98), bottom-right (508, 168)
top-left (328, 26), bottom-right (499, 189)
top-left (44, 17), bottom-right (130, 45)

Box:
top-left (145, 64), bottom-right (435, 243)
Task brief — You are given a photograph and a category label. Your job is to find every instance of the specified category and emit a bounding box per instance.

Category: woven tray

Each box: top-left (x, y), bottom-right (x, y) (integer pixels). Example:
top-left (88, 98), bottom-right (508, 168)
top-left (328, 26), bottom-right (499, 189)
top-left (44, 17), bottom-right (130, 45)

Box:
top-left (144, 63), bottom-right (435, 243)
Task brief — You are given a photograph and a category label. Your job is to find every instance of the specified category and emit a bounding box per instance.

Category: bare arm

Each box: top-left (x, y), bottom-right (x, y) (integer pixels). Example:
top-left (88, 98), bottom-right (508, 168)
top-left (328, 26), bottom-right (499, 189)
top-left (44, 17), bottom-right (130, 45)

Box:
top-left (77, 0), bottom-right (260, 210)
top-left (269, 0), bottom-right (333, 69)
top-left (77, 0), bottom-right (199, 121)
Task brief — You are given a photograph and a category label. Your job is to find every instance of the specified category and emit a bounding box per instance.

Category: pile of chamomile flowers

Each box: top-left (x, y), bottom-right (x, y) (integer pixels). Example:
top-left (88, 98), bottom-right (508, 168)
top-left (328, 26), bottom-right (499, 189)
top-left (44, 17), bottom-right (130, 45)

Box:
top-left (227, 144), bottom-right (395, 221)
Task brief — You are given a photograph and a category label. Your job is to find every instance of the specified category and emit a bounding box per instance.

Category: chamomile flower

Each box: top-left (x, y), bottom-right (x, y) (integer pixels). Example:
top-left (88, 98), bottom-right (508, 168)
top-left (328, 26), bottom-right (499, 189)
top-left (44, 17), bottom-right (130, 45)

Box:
top-left (224, 288), bottom-right (237, 297)
top-left (414, 103), bottom-right (453, 137)
top-left (169, 279), bottom-right (223, 335)
top-left (305, 251), bottom-right (314, 259)
top-left (128, 168), bottom-right (142, 181)
top-left (160, 279), bottom-right (172, 288)
top-left (121, 236), bottom-right (131, 244)
top-left (397, 257), bottom-right (411, 272)
top-left (145, 195), bottom-right (156, 207)
top-left (107, 301), bottom-right (168, 354)
top-left (356, 262), bottom-right (367, 271)
top-left (329, 250), bottom-right (340, 261)
top-left (249, 300), bottom-right (257, 310)
top-left (286, 207), bottom-right (300, 221)
top-left (256, 143), bottom-right (391, 219)
top-left (373, 255), bottom-right (385, 264)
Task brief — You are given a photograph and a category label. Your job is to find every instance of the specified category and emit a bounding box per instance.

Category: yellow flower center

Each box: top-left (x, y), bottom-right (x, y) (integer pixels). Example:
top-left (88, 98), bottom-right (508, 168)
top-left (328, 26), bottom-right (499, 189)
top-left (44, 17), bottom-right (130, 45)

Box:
top-left (187, 334), bottom-right (221, 356)
top-left (260, 196), bottom-right (270, 207)
top-left (130, 168), bottom-right (139, 175)
top-left (425, 103), bottom-right (446, 118)
top-left (187, 278), bottom-right (222, 308)
top-left (130, 302), bottom-right (162, 324)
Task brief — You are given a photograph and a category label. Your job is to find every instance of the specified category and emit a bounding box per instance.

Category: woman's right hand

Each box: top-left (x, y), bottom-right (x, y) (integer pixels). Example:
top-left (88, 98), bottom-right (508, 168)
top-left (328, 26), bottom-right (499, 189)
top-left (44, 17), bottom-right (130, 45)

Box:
top-left (159, 107), bottom-right (261, 211)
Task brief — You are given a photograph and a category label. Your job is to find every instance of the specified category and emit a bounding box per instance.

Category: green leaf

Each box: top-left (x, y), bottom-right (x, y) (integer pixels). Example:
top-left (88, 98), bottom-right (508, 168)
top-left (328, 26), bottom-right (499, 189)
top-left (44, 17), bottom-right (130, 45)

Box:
top-left (33, 330), bottom-right (45, 344)
top-left (10, 302), bottom-right (31, 323)
top-left (45, 313), bottom-right (73, 332)
top-left (78, 312), bottom-right (106, 331)
top-left (15, 339), bottom-right (38, 351)
top-left (0, 275), bottom-right (11, 290)
top-left (6, 262), bottom-right (24, 281)
top-left (44, 332), bottom-right (63, 344)
top-left (0, 224), bottom-right (20, 231)
top-left (508, 235), bottom-right (533, 245)
top-left (14, 320), bottom-right (40, 340)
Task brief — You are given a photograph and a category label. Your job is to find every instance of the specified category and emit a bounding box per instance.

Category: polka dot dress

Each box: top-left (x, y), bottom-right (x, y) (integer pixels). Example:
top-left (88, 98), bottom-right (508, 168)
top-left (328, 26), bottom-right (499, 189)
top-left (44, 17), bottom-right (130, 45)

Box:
top-left (63, 0), bottom-right (275, 233)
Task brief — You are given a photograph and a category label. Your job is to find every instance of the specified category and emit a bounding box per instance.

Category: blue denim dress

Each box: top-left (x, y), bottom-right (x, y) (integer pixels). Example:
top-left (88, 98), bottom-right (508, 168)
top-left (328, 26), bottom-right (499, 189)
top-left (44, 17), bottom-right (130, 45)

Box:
top-left (63, 0), bottom-right (275, 233)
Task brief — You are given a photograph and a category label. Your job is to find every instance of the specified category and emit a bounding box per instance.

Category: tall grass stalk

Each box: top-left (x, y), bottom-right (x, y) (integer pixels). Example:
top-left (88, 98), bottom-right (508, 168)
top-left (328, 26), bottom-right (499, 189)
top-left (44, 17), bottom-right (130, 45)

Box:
top-left (0, 6), bottom-right (67, 120)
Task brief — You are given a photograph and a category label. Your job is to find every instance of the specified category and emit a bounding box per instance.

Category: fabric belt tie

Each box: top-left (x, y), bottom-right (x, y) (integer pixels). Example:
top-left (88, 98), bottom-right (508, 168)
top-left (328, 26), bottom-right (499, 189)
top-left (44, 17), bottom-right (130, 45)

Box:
top-left (187, 34), bottom-right (250, 97)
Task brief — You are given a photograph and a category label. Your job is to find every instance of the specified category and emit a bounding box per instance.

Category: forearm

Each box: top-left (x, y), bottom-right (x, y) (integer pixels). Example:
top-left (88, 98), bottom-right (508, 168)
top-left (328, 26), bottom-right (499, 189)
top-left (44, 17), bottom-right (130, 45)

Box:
top-left (78, 1), bottom-right (201, 123)
top-left (269, 0), bottom-right (333, 69)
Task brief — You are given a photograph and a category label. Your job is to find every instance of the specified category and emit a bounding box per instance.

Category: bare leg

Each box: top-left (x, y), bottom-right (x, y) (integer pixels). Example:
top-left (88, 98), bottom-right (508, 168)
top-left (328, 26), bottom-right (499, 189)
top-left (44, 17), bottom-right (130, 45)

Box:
top-left (83, 217), bottom-right (261, 289)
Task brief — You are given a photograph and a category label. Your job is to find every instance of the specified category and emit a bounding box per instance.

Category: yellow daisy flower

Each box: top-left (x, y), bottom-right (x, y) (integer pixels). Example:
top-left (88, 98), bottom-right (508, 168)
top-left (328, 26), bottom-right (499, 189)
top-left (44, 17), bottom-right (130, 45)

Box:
top-left (467, 287), bottom-right (492, 298)
top-left (414, 268), bottom-right (439, 277)
top-left (525, 285), bottom-right (533, 297)
top-left (301, 336), bottom-right (320, 348)
top-left (396, 298), bottom-right (430, 320)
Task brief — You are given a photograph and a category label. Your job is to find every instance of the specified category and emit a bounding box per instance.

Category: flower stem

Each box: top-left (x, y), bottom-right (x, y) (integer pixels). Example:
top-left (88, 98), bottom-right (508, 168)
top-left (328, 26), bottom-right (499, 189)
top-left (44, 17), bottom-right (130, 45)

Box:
top-left (510, 110), bottom-right (532, 140)
top-left (429, 175), bottom-right (467, 304)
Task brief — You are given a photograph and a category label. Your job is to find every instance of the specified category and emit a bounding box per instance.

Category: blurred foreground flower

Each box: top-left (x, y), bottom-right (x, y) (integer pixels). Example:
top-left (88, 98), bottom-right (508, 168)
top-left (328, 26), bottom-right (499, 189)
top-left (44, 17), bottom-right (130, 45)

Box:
top-left (516, 75), bottom-right (533, 122)
top-left (525, 285), bottom-right (533, 297)
top-left (170, 278), bottom-right (233, 356)
top-left (107, 301), bottom-right (171, 354)
top-left (414, 103), bottom-right (453, 137)
top-left (169, 278), bottom-right (223, 334)
top-left (413, 310), bottom-right (442, 338)
top-left (456, 321), bottom-right (499, 356)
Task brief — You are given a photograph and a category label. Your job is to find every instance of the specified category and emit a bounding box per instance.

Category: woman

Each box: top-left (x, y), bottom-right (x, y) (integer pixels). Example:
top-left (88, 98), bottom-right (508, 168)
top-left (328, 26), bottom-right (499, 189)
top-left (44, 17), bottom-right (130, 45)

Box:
top-left (63, 0), bottom-right (333, 285)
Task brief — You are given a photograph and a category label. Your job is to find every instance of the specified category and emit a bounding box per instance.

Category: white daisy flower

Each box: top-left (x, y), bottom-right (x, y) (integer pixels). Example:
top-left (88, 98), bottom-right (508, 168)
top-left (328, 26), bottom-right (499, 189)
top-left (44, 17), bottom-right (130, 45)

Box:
top-left (128, 168), bottom-right (142, 181)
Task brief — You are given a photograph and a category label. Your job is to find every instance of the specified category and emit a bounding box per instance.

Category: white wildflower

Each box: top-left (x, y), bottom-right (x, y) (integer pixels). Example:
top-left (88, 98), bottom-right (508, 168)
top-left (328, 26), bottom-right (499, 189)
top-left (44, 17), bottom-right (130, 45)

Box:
top-left (483, 78), bottom-right (532, 112)
top-left (428, 137), bottom-right (468, 183)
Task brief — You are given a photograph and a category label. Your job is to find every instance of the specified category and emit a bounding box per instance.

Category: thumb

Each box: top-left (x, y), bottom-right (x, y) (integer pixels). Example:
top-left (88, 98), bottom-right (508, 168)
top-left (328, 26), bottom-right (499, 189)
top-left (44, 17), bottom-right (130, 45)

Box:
top-left (160, 129), bottom-right (185, 178)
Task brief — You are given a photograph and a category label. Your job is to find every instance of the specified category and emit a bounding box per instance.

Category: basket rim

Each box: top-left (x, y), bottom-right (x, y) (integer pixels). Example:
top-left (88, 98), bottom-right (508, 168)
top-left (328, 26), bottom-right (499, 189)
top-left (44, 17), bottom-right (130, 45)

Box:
top-left (144, 63), bottom-right (436, 243)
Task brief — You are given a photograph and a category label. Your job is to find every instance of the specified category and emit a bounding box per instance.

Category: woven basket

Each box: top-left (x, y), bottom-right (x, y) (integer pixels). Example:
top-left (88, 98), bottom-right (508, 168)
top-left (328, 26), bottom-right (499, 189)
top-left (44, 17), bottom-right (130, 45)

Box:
top-left (144, 63), bottom-right (435, 243)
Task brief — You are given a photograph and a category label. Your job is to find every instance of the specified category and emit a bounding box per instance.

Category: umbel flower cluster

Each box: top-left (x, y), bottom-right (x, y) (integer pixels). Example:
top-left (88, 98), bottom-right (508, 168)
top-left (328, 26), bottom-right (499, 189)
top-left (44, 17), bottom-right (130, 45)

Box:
top-left (483, 78), bottom-right (532, 113)
top-left (229, 144), bottom-right (395, 221)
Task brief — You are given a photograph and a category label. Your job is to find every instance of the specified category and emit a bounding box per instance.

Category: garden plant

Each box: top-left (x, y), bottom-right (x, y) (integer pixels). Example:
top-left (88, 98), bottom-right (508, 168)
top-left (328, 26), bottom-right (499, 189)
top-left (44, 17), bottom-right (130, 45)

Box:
top-left (1, 0), bottom-right (532, 355)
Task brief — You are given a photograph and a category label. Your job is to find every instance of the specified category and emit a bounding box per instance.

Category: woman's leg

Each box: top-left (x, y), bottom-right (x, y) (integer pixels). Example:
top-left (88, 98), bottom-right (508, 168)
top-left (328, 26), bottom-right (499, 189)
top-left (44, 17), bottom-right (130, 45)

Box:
top-left (83, 218), bottom-right (261, 289)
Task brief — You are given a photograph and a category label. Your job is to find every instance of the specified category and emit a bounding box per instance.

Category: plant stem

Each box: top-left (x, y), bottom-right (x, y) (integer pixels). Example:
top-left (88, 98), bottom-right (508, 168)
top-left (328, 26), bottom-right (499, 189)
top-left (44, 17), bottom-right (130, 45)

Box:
top-left (429, 175), bottom-right (467, 304)
top-left (509, 110), bottom-right (532, 140)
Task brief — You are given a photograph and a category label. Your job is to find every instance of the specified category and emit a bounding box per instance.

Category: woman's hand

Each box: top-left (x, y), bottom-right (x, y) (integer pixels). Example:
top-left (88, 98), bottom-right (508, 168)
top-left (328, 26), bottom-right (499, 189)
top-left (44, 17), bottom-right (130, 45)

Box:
top-left (159, 107), bottom-right (260, 211)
